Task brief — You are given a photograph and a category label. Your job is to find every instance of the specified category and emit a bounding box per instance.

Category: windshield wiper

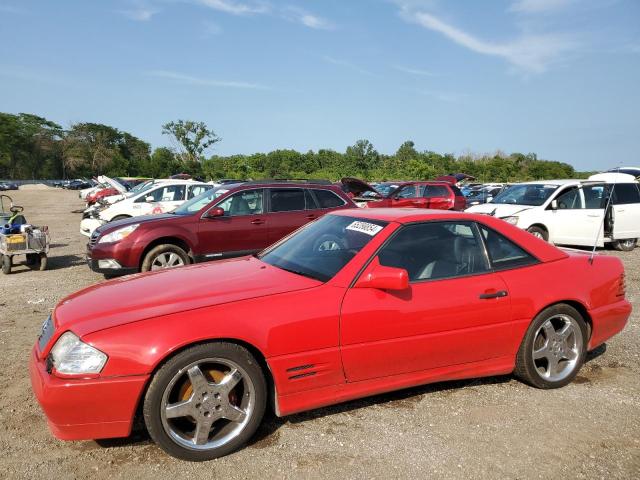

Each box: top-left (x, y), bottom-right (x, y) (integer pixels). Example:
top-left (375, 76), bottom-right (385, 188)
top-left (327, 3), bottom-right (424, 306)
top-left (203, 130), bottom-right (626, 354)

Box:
top-left (276, 265), bottom-right (322, 281)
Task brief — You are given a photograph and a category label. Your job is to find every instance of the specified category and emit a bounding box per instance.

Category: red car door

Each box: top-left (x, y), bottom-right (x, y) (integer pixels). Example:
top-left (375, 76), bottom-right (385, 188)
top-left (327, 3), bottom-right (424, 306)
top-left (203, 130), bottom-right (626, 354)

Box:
top-left (423, 184), bottom-right (454, 210)
top-left (266, 188), bottom-right (318, 244)
top-left (197, 188), bottom-right (268, 259)
top-left (390, 184), bottom-right (428, 208)
top-left (339, 221), bottom-right (512, 382)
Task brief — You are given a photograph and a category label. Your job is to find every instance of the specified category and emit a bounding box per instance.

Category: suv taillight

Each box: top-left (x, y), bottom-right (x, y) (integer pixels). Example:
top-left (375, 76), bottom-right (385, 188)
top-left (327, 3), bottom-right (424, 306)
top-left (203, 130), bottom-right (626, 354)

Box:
top-left (616, 273), bottom-right (626, 298)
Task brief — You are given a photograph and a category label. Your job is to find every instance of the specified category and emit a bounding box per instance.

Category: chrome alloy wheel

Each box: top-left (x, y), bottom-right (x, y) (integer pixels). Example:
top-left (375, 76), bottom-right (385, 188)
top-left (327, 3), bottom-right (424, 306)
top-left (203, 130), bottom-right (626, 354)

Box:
top-left (532, 314), bottom-right (583, 382)
top-left (531, 231), bottom-right (544, 239)
top-left (151, 252), bottom-right (185, 270)
top-left (160, 358), bottom-right (255, 450)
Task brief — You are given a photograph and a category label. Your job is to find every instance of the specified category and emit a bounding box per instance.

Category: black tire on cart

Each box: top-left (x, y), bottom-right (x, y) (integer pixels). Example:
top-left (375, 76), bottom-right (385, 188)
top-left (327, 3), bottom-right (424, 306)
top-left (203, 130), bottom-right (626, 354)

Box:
top-left (1, 254), bottom-right (12, 274)
top-left (37, 253), bottom-right (48, 271)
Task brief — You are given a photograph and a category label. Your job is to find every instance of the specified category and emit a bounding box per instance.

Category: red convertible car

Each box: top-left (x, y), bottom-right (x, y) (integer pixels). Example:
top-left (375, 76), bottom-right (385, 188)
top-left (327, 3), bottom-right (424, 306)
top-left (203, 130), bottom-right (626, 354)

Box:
top-left (30, 209), bottom-right (631, 461)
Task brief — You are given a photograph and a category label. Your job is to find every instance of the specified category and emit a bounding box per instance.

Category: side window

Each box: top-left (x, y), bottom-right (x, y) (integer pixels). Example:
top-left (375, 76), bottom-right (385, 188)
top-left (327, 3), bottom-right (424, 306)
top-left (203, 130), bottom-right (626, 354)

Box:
top-left (269, 189), bottom-right (306, 212)
top-left (136, 186), bottom-right (163, 203)
top-left (423, 185), bottom-right (449, 198)
top-left (479, 225), bottom-right (537, 270)
top-left (378, 221), bottom-right (489, 281)
top-left (612, 184), bottom-right (640, 205)
top-left (554, 187), bottom-right (582, 209)
top-left (188, 185), bottom-right (211, 200)
top-left (216, 189), bottom-right (263, 216)
top-left (582, 185), bottom-right (606, 209)
top-left (395, 185), bottom-right (419, 198)
top-left (304, 189), bottom-right (317, 209)
top-left (313, 189), bottom-right (346, 208)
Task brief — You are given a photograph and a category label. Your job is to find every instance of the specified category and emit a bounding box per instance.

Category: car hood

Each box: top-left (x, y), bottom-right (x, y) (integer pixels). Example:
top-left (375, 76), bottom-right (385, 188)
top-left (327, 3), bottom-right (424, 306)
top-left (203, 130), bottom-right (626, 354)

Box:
top-left (340, 177), bottom-right (381, 197)
top-left (95, 213), bottom-right (177, 235)
top-left (53, 256), bottom-right (322, 337)
top-left (465, 203), bottom-right (534, 217)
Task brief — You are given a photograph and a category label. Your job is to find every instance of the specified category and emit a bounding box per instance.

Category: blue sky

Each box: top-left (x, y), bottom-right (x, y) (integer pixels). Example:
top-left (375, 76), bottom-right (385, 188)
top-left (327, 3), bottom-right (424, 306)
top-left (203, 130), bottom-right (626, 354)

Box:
top-left (1, 0), bottom-right (639, 171)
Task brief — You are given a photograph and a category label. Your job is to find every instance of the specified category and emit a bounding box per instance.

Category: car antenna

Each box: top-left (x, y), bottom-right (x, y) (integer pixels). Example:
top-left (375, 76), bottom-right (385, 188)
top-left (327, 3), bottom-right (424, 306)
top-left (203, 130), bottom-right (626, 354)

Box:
top-left (589, 166), bottom-right (619, 265)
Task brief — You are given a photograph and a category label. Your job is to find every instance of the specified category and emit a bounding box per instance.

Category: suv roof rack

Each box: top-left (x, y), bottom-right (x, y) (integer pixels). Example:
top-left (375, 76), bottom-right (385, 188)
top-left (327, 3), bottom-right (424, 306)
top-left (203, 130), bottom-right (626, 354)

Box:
top-left (242, 179), bottom-right (334, 185)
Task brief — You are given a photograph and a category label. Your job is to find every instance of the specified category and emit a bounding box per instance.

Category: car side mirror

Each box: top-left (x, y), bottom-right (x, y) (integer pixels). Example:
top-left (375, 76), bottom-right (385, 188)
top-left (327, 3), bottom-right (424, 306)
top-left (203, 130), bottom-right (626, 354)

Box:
top-left (145, 195), bottom-right (155, 203)
top-left (551, 199), bottom-right (558, 210)
top-left (354, 257), bottom-right (409, 291)
top-left (204, 207), bottom-right (225, 219)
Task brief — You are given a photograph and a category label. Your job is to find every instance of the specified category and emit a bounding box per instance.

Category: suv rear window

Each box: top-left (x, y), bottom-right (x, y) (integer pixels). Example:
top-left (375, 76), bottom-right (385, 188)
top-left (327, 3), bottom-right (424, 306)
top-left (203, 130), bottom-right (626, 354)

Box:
top-left (313, 189), bottom-right (346, 208)
top-left (270, 188), bottom-right (316, 212)
top-left (612, 183), bottom-right (640, 205)
top-left (423, 185), bottom-right (449, 198)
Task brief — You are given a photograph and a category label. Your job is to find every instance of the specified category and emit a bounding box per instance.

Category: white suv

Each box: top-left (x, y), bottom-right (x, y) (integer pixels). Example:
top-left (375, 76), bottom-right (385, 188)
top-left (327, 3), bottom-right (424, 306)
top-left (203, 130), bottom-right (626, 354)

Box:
top-left (466, 178), bottom-right (640, 251)
top-left (80, 180), bottom-right (213, 236)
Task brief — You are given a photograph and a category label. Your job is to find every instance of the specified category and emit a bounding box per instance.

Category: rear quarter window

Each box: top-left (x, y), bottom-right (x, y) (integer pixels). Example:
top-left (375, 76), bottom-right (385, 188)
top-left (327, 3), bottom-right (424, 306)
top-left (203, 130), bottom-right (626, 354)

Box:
top-left (313, 189), bottom-right (346, 208)
top-left (612, 183), bottom-right (640, 205)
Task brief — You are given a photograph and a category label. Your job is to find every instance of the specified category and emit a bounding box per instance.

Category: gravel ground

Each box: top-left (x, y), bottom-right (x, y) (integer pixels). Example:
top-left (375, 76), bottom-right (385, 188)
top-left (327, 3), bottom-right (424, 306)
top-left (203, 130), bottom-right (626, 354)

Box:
top-left (1, 188), bottom-right (638, 479)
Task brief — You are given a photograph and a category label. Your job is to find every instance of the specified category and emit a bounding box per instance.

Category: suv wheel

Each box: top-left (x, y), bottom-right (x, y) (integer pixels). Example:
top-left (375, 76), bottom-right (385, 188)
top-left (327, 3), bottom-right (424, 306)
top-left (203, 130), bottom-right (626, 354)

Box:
top-left (142, 244), bottom-right (190, 272)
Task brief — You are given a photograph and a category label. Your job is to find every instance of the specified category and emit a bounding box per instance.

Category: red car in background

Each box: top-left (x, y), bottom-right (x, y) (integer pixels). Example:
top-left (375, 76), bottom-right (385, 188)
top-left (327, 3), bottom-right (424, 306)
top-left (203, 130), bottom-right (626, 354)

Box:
top-left (31, 208), bottom-right (630, 460)
top-left (86, 180), bottom-right (355, 275)
top-left (341, 178), bottom-right (466, 210)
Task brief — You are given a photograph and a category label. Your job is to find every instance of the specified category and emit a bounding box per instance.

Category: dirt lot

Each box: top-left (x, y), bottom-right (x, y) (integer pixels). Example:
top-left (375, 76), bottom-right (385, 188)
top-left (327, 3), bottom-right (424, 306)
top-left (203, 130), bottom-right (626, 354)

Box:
top-left (0, 188), bottom-right (638, 479)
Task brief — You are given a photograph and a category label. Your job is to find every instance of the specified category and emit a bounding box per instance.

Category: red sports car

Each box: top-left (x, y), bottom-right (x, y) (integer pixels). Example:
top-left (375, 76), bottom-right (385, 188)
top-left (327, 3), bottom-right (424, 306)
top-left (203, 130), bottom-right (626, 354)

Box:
top-left (30, 209), bottom-right (631, 461)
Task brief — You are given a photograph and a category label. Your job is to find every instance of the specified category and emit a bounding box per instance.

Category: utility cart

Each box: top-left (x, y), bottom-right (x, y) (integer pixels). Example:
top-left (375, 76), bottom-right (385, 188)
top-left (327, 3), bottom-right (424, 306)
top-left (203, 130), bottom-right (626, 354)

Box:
top-left (0, 194), bottom-right (50, 274)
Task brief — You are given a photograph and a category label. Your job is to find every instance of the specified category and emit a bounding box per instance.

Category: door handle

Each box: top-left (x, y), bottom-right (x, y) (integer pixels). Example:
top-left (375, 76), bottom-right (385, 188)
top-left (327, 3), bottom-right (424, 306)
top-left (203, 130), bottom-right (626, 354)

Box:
top-left (251, 219), bottom-right (265, 225)
top-left (479, 290), bottom-right (508, 299)
top-left (587, 214), bottom-right (601, 218)
top-left (305, 214), bottom-right (316, 220)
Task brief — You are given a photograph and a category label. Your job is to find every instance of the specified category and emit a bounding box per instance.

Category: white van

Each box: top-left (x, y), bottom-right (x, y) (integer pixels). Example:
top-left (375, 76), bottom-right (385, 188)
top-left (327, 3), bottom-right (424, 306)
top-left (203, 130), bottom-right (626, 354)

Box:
top-left (466, 179), bottom-right (640, 251)
top-left (80, 180), bottom-right (213, 236)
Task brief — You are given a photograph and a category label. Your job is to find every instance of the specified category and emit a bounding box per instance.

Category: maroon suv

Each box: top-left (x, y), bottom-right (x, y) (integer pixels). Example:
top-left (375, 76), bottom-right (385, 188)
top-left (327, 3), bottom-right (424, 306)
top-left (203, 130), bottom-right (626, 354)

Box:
top-left (86, 181), bottom-right (356, 276)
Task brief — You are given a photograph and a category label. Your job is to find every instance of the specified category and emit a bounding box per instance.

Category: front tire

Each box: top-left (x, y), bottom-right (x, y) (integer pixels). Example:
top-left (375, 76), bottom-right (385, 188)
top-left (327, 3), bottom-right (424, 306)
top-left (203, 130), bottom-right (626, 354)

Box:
top-left (612, 238), bottom-right (637, 251)
top-left (527, 226), bottom-right (549, 242)
top-left (514, 304), bottom-right (587, 389)
top-left (141, 244), bottom-right (190, 272)
top-left (143, 342), bottom-right (267, 461)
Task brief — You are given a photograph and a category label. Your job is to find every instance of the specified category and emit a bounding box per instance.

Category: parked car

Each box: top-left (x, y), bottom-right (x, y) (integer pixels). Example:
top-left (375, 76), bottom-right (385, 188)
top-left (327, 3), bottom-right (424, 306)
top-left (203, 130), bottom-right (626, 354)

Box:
top-left (0, 182), bottom-right (19, 190)
top-left (31, 208), bottom-right (631, 460)
top-left (85, 180), bottom-right (355, 275)
top-left (465, 184), bottom-right (511, 207)
top-left (80, 180), bottom-right (213, 237)
top-left (466, 179), bottom-right (640, 250)
top-left (65, 179), bottom-right (93, 190)
top-left (342, 178), bottom-right (466, 210)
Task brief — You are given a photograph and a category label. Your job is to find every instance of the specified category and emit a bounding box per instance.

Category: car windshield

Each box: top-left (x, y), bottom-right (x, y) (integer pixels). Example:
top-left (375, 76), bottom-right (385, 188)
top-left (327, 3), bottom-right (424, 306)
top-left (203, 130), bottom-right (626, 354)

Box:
top-left (173, 186), bottom-right (230, 215)
top-left (259, 215), bottom-right (388, 282)
top-left (492, 184), bottom-right (559, 206)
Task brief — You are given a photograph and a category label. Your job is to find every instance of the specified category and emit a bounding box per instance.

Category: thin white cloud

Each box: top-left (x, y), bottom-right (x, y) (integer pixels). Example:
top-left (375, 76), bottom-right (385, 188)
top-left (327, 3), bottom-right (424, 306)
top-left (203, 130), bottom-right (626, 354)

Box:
top-left (281, 6), bottom-right (333, 30)
top-left (148, 70), bottom-right (268, 89)
top-left (509, 0), bottom-right (574, 14)
top-left (397, 6), bottom-right (578, 73)
top-left (322, 56), bottom-right (375, 76)
top-left (194, 0), bottom-right (269, 16)
top-left (394, 65), bottom-right (436, 76)
top-left (0, 3), bottom-right (26, 14)
top-left (119, 7), bottom-right (158, 21)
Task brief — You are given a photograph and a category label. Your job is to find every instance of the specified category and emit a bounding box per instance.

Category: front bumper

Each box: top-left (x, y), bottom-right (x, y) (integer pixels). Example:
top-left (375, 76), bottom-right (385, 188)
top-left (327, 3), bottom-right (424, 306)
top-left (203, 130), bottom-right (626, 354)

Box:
top-left (29, 346), bottom-right (148, 440)
top-left (86, 252), bottom-right (138, 276)
top-left (80, 218), bottom-right (105, 237)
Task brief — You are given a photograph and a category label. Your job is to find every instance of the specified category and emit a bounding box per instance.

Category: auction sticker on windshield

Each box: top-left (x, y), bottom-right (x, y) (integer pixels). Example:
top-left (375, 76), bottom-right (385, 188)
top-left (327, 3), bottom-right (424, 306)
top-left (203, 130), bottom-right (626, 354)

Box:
top-left (346, 220), bottom-right (384, 236)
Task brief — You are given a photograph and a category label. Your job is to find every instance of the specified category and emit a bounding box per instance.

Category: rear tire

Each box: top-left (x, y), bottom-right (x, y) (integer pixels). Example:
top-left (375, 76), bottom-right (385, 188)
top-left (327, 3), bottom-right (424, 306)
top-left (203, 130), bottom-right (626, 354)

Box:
top-left (611, 238), bottom-right (637, 251)
top-left (514, 304), bottom-right (587, 389)
top-left (1, 255), bottom-right (11, 274)
top-left (526, 226), bottom-right (548, 242)
top-left (141, 244), bottom-right (190, 272)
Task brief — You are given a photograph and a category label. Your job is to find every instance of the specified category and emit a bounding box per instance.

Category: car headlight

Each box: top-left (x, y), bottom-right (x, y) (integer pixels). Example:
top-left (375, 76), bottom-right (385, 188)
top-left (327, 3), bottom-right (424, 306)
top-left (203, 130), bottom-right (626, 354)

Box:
top-left (98, 224), bottom-right (139, 243)
top-left (502, 216), bottom-right (519, 225)
top-left (49, 332), bottom-right (107, 375)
